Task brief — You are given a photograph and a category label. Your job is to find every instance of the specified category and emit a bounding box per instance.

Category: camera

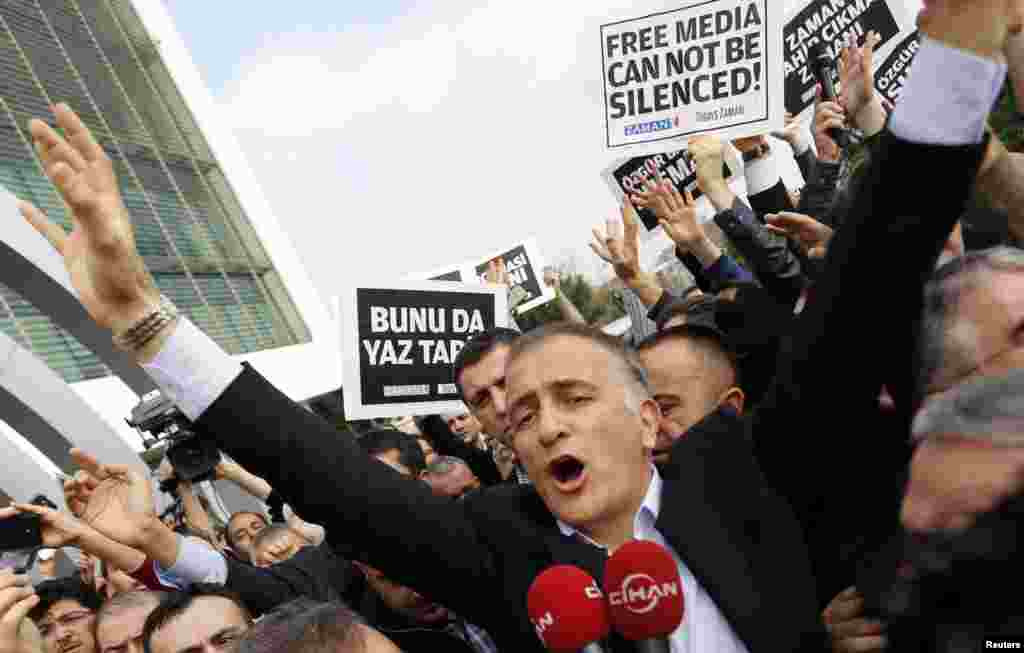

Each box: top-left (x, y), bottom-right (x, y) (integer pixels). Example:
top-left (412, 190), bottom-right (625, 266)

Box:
top-left (127, 390), bottom-right (220, 483)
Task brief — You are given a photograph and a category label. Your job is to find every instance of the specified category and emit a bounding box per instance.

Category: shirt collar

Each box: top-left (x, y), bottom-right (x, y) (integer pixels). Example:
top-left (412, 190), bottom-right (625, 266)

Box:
top-left (556, 466), bottom-right (662, 548)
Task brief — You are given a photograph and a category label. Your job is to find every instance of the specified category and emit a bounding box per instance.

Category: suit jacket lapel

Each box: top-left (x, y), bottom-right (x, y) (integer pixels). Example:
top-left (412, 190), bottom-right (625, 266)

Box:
top-left (655, 409), bottom-right (767, 651)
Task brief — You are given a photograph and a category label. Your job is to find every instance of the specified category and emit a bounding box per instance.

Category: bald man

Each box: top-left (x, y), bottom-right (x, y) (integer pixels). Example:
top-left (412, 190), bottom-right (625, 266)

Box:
top-left (637, 325), bottom-right (745, 465)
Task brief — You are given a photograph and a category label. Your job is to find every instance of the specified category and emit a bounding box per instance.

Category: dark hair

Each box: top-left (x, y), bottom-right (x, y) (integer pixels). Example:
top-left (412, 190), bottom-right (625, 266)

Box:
top-left (97, 590), bottom-right (166, 632)
top-left (143, 585), bottom-right (251, 653)
top-left (357, 429), bottom-right (427, 476)
top-left (658, 294), bottom-right (719, 331)
top-left (225, 511), bottom-right (269, 553)
top-left (638, 324), bottom-right (740, 386)
top-left (509, 322), bottom-right (649, 395)
top-left (29, 576), bottom-right (103, 622)
top-left (237, 598), bottom-right (367, 653)
top-left (452, 327), bottom-right (521, 399)
top-left (251, 525), bottom-right (294, 555)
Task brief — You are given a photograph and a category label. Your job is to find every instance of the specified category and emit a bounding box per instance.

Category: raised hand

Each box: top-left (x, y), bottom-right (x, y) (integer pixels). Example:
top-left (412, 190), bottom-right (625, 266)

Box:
top-left (589, 200), bottom-right (642, 284)
top-left (0, 503), bottom-right (86, 549)
top-left (812, 90), bottom-right (845, 163)
top-left (633, 180), bottom-right (703, 248)
top-left (839, 31), bottom-right (882, 120)
top-left (68, 449), bottom-right (156, 550)
top-left (772, 112), bottom-right (806, 150)
top-left (542, 268), bottom-right (561, 290)
top-left (765, 212), bottom-right (834, 259)
top-left (917, 0), bottom-right (1024, 61)
top-left (20, 104), bottom-right (159, 335)
top-left (0, 571), bottom-right (39, 653)
top-left (484, 258), bottom-right (509, 287)
top-left (63, 470), bottom-right (98, 518)
top-left (689, 136), bottom-right (726, 186)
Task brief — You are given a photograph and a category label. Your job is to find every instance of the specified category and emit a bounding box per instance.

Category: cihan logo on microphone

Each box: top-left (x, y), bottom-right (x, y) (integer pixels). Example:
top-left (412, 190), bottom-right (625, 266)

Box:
top-left (532, 582), bottom-right (603, 644)
top-left (608, 573), bottom-right (680, 615)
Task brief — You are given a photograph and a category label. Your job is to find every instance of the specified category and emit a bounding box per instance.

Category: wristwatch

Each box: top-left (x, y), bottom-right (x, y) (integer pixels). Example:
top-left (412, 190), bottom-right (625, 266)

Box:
top-left (742, 142), bottom-right (771, 163)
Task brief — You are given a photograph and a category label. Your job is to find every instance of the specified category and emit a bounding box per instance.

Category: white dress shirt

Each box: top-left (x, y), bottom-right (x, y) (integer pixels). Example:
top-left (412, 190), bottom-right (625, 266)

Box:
top-left (557, 468), bottom-right (749, 653)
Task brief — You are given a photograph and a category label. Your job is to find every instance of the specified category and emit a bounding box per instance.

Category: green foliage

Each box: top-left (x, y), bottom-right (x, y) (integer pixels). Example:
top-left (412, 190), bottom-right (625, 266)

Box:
top-left (517, 272), bottom-right (626, 330)
top-left (991, 80), bottom-right (1024, 152)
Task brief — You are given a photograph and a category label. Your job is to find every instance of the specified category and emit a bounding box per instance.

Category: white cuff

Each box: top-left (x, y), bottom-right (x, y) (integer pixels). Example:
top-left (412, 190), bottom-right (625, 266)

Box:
top-left (890, 36), bottom-right (1006, 145)
top-left (160, 534), bottom-right (228, 586)
top-left (744, 149), bottom-right (782, 196)
top-left (142, 317), bottom-right (244, 422)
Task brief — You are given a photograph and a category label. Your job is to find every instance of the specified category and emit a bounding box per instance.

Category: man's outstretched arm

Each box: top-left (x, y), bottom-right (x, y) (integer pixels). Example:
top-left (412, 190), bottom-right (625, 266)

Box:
top-left (17, 104), bottom-right (500, 624)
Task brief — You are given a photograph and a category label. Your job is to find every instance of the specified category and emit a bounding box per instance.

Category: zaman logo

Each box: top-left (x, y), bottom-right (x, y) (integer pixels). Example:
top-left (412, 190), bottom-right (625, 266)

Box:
top-left (608, 573), bottom-right (680, 614)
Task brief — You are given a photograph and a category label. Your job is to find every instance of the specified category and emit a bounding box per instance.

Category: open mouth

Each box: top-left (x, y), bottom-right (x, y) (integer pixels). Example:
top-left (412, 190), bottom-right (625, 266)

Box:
top-left (548, 455), bottom-right (586, 491)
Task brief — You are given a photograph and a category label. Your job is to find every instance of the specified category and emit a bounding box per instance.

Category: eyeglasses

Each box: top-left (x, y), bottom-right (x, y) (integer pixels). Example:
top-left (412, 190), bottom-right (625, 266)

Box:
top-left (39, 610), bottom-right (93, 636)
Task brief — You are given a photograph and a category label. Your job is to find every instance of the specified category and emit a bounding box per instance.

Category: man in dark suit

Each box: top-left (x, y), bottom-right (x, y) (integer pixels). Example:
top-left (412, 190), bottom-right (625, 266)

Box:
top-left (15, 2), bottom-right (1024, 650)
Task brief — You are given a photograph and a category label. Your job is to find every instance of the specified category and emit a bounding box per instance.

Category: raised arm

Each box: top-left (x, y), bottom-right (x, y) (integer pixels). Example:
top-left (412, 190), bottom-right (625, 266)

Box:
top-left (753, 5), bottom-right (1012, 514)
top-left (589, 200), bottom-right (665, 307)
top-left (214, 459), bottom-right (272, 502)
top-left (542, 269), bottom-right (586, 324)
top-left (0, 500), bottom-right (146, 576)
top-left (17, 104), bottom-right (499, 622)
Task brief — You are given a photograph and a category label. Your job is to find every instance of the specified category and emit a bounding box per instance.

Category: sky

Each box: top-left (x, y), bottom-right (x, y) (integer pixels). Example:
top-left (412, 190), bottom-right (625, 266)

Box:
top-left (159, 0), bottom-right (710, 307)
top-left (160, 0), bottom-right (920, 308)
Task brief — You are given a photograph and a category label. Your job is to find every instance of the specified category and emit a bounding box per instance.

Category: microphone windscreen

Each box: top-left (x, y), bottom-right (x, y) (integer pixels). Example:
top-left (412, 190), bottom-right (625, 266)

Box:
top-left (527, 565), bottom-right (610, 652)
top-left (604, 540), bottom-right (685, 640)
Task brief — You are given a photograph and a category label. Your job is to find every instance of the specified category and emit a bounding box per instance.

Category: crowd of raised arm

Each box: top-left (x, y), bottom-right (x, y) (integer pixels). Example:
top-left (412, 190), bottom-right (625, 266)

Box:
top-left (3, 2), bottom-right (1024, 653)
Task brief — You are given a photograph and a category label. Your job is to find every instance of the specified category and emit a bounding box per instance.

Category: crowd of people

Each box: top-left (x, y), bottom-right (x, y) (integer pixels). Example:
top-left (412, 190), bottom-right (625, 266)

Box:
top-left (2, 1), bottom-right (1024, 651)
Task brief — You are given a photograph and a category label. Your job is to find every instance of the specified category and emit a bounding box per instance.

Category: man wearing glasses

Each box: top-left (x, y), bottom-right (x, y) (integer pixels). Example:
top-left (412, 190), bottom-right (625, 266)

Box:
top-left (29, 576), bottom-right (102, 653)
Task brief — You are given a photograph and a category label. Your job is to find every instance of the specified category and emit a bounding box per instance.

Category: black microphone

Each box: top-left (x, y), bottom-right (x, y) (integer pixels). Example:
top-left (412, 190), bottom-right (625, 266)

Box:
top-left (807, 41), bottom-right (850, 150)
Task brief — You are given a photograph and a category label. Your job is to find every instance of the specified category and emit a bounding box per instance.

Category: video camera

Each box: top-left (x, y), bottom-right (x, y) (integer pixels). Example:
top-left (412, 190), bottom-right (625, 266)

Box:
top-left (858, 494), bottom-right (1024, 651)
top-left (127, 390), bottom-right (220, 484)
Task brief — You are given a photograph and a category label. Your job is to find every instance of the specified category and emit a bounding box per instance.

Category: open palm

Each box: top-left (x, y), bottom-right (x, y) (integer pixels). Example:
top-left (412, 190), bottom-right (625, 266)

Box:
top-left (20, 104), bottom-right (158, 333)
top-left (70, 450), bottom-right (154, 549)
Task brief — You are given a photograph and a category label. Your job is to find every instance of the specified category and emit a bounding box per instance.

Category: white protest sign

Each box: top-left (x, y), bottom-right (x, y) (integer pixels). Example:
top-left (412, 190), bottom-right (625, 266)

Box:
top-left (601, 0), bottom-right (784, 155)
top-left (338, 282), bottom-right (508, 420)
top-left (406, 238), bottom-right (557, 315)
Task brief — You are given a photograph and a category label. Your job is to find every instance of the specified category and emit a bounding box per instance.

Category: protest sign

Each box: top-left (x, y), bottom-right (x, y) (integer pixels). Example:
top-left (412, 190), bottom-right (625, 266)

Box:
top-left (471, 240), bottom-right (555, 314)
top-left (600, 147), bottom-right (738, 231)
top-left (601, 0), bottom-right (784, 154)
top-left (339, 282), bottom-right (507, 419)
top-left (407, 239), bottom-right (557, 315)
top-left (873, 30), bottom-right (919, 105)
top-left (783, 0), bottom-right (912, 116)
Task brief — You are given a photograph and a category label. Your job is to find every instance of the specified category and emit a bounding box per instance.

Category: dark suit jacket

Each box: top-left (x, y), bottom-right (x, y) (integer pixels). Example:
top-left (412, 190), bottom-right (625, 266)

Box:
top-left (196, 372), bottom-right (824, 652)
top-left (222, 544), bottom-right (367, 618)
top-left (749, 129), bottom-right (989, 604)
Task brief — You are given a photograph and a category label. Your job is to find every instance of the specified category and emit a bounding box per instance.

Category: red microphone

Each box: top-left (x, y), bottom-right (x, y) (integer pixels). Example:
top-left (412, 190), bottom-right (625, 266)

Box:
top-left (604, 540), bottom-right (684, 648)
top-left (527, 565), bottom-right (610, 652)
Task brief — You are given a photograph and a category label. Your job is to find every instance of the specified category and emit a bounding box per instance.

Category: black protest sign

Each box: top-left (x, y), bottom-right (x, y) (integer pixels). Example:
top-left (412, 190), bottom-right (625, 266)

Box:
top-left (607, 150), bottom-right (732, 231)
top-left (874, 30), bottom-right (919, 104)
top-left (355, 287), bottom-right (496, 407)
top-left (474, 244), bottom-right (543, 311)
top-left (784, 0), bottom-right (901, 116)
top-left (429, 270), bottom-right (464, 282)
